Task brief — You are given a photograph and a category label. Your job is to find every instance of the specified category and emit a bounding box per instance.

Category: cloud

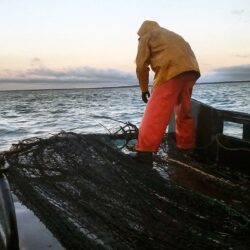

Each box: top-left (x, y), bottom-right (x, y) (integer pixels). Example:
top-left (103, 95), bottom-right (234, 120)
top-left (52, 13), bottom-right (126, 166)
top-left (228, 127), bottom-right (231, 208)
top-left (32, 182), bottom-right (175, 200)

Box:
top-left (30, 57), bottom-right (44, 68)
top-left (231, 9), bottom-right (250, 23)
top-left (232, 54), bottom-right (250, 59)
top-left (199, 64), bottom-right (250, 83)
top-left (231, 9), bottom-right (245, 15)
top-left (0, 66), bottom-right (137, 88)
top-left (1, 64), bottom-right (250, 89)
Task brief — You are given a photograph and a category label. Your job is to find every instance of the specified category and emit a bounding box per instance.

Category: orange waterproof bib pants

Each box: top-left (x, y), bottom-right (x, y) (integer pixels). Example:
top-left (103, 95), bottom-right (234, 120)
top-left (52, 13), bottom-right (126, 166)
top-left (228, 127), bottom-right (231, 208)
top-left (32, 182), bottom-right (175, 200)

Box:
top-left (136, 71), bottom-right (197, 152)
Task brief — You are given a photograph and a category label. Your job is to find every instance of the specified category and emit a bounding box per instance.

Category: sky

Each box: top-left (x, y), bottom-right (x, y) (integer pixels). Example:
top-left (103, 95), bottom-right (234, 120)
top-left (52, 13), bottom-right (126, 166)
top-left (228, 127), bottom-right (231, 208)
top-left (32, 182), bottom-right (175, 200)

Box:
top-left (0, 0), bottom-right (250, 90)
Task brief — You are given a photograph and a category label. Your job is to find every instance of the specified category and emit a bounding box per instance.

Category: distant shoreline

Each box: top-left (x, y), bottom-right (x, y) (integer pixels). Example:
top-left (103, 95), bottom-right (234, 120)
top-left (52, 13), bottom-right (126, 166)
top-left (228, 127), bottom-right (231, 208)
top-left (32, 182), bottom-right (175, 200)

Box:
top-left (198, 80), bottom-right (250, 84)
top-left (0, 80), bottom-right (249, 92)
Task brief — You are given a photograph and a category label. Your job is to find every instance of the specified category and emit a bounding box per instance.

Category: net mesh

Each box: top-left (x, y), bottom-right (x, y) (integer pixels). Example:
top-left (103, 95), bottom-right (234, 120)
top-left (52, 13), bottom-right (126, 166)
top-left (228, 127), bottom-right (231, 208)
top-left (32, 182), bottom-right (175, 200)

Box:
top-left (3, 129), bottom-right (250, 250)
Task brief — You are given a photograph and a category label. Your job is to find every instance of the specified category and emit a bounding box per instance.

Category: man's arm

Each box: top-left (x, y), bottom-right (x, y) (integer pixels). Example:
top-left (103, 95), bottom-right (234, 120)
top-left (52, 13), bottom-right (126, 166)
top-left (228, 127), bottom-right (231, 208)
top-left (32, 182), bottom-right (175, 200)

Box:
top-left (135, 37), bottom-right (150, 93)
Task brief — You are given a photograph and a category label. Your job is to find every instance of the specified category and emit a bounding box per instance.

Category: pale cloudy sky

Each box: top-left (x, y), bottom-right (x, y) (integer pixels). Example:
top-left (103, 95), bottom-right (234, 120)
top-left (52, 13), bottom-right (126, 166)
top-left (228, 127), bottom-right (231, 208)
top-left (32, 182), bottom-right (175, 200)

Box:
top-left (0, 0), bottom-right (250, 90)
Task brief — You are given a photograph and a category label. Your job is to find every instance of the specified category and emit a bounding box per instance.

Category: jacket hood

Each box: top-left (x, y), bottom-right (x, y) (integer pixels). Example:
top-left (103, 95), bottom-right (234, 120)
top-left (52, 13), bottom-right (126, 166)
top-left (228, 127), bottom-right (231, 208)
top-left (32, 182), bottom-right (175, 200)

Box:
top-left (137, 20), bottom-right (160, 37)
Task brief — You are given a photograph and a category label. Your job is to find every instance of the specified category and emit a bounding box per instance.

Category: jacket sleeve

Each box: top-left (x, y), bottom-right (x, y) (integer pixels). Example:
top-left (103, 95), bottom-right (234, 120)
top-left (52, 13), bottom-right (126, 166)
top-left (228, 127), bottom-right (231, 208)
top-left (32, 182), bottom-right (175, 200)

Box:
top-left (136, 37), bottom-right (150, 92)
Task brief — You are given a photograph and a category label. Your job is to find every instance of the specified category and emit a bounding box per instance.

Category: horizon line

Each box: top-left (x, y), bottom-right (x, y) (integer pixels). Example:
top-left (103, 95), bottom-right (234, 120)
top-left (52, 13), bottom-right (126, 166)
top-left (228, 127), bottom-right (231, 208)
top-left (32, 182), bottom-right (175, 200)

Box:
top-left (0, 80), bottom-right (249, 92)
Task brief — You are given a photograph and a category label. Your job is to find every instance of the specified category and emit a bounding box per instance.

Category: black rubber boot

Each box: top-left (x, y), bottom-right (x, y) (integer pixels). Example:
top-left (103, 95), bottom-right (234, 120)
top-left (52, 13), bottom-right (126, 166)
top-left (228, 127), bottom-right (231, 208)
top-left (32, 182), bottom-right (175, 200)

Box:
top-left (130, 151), bottom-right (153, 165)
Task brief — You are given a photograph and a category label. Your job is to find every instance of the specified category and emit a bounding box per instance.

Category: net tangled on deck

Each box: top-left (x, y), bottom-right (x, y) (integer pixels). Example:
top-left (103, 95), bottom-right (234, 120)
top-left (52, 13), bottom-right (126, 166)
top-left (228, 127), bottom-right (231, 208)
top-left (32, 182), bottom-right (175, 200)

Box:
top-left (3, 129), bottom-right (250, 250)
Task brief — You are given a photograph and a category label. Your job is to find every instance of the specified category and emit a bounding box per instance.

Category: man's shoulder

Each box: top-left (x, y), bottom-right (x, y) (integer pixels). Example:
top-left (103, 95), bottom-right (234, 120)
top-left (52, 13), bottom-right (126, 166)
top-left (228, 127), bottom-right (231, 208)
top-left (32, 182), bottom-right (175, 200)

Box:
top-left (151, 27), bottom-right (178, 37)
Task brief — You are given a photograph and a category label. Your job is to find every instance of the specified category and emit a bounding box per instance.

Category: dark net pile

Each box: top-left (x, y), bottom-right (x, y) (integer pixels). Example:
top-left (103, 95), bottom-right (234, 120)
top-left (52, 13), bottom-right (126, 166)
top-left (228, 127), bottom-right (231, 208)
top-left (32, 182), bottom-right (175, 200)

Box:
top-left (4, 131), bottom-right (250, 250)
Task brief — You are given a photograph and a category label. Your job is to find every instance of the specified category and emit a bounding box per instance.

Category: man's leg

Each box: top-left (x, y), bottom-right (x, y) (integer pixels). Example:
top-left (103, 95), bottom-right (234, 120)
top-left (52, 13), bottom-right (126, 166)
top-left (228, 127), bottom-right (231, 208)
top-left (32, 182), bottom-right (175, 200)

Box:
top-left (136, 79), bottom-right (183, 152)
top-left (175, 74), bottom-right (197, 150)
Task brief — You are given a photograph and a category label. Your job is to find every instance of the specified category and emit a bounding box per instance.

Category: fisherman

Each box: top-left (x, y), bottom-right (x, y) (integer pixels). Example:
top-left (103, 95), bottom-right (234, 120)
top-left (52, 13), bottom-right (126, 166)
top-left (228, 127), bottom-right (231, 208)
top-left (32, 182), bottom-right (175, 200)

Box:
top-left (134, 20), bottom-right (200, 164)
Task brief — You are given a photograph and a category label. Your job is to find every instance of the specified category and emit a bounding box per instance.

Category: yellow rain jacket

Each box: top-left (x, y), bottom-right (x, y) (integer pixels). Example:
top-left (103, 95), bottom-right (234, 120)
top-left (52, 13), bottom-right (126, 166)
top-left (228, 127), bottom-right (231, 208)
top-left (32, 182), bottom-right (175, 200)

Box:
top-left (136, 20), bottom-right (200, 92)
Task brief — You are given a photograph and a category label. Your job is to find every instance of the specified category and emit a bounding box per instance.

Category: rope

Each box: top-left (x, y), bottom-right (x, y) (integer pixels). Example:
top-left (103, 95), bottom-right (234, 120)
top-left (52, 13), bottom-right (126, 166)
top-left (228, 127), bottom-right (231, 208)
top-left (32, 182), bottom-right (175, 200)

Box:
top-left (157, 155), bottom-right (239, 190)
top-left (165, 132), bottom-right (250, 153)
top-left (215, 134), bottom-right (250, 152)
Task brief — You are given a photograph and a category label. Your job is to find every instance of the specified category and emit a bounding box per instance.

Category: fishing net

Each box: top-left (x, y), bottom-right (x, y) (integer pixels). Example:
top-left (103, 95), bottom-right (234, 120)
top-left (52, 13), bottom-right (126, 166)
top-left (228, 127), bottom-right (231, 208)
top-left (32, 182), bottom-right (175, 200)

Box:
top-left (2, 125), bottom-right (250, 250)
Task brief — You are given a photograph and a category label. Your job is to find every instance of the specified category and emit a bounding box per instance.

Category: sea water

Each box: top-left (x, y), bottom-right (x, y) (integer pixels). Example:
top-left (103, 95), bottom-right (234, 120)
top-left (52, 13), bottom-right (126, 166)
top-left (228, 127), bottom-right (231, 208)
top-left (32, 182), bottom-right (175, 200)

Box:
top-left (0, 82), bottom-right (250, 249)
top-left (0, 82), bottom-right (249, 152)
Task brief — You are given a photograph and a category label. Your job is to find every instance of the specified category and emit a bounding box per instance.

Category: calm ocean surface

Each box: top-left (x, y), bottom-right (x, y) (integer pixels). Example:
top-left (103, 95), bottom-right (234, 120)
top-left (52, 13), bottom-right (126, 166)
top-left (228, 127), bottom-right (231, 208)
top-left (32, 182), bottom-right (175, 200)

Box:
top-left (0, 82), bottom-right (250, 152)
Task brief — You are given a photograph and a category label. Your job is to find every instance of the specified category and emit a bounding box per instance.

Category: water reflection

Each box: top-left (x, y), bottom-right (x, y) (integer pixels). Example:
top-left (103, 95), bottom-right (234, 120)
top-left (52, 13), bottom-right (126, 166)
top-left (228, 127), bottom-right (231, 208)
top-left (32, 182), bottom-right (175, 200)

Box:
top-left (13, 194), bottom-right (65, 250)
